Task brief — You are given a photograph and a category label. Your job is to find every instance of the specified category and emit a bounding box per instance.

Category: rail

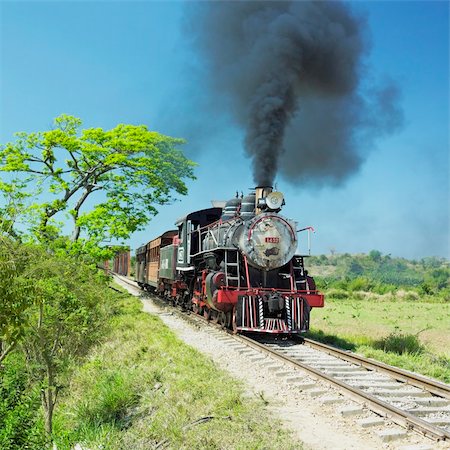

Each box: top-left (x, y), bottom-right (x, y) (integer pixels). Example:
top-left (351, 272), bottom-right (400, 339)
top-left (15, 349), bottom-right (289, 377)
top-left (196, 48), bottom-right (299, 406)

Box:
top-left (303, 338), bottom-right (450, 400)
top-left (236, 335), bottom-right (450, 441)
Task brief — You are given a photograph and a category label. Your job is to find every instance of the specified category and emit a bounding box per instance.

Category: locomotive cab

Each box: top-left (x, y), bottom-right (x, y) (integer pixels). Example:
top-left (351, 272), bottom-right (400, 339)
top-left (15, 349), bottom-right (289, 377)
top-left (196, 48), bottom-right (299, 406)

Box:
top-left (175, 208), bottom-right (222, 270)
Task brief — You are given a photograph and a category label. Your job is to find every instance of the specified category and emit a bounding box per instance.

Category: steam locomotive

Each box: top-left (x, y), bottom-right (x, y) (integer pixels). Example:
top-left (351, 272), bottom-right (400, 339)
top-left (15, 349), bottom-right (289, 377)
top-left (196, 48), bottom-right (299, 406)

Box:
top-left (135, 186), bottom-right (324, 334)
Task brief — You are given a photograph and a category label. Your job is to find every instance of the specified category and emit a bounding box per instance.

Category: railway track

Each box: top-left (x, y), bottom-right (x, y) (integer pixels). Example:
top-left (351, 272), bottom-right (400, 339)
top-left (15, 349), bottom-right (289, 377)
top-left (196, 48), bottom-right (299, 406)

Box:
top-left (112, 273), bottom-right (450, 445)
top-left (237, 334), bottom-right (450, 442)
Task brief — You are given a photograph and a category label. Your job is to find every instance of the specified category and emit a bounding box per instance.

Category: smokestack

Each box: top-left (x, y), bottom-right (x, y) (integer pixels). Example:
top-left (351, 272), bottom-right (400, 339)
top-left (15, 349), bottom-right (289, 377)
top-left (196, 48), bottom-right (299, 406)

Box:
top-left (186, 1), bottom-right (402, 187)
top-left (255, 186), bottom-right (273, 214)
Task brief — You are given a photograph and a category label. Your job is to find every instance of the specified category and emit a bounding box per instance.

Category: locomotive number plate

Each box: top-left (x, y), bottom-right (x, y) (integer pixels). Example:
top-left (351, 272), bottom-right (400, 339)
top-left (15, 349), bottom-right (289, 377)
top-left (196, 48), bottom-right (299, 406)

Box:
top-left (265, 237), bottom-right (280, 243)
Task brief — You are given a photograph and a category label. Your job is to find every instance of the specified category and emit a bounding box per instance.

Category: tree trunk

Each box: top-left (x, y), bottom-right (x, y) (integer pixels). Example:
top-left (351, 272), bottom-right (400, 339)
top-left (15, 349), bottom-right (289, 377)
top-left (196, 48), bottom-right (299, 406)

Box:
top-left (71, 224), bottom-right (81, 241)
top-left (44, 391), bottom-right (54, 437)
top-left (42, 364), bottom-right (57, 437)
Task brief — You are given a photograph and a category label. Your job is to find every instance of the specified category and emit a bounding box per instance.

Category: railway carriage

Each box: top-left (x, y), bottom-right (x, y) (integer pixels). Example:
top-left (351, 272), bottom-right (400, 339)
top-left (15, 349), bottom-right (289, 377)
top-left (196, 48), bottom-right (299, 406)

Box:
top-left (108, 248), bottom-right (131, 277)
top-left (136, 186), bottom-right (324, 334)
top-left (136, 230), bottom-right (177, 289)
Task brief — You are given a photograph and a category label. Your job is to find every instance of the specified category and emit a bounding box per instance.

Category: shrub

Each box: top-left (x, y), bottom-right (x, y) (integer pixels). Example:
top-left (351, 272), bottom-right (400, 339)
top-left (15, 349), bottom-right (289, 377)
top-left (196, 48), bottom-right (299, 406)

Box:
top-left (350, 291), bottom-right (366, 301)
top-left (0, 239), bottom-right (115, 439)
top-left (404, 291), bottom-right (420, 302)
top-left (0, 353), bottom-right (47, 449)
top-left (327, 289), bottom-right (348, 300)
top-left (374, 332), bottom-right (425, 355)
top-left (348, 276), bottom-right (372, 292)
top-left (372, 283), bottom-right (397, 295)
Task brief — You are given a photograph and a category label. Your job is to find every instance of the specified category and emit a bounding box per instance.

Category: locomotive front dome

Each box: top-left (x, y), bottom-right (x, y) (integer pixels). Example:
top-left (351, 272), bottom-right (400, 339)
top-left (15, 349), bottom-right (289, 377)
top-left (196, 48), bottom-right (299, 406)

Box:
top-left (238, 213), bottom-right (297, 270)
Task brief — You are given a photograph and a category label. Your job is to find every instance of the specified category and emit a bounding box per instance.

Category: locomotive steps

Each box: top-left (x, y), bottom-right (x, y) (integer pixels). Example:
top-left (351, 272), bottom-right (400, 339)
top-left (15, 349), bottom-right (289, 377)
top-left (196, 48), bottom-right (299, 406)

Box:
top-left (114, 273), bottom-right (450, 450)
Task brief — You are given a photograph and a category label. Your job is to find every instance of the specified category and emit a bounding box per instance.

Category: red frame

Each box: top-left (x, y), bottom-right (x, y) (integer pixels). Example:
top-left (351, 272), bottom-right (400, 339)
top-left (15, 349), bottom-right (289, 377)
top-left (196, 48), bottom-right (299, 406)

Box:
top-left (216, 288), bottom-right (324, 308)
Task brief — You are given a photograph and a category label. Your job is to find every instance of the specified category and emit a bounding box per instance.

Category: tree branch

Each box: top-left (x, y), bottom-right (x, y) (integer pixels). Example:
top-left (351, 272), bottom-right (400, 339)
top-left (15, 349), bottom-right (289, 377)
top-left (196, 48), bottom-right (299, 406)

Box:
top-left (38, 301), bottom-right (43, 328)
top-left (71, 185), bottom-right (96, 241)
top-left (26, 168), bottom-right (47, 175)
top-left (0, 341), bottom-right (16, 364)
top-left (50, 326), bottom-right (61, 357)
top-left (25, 156), bottom-right (45, 163)
top-left (41, 388), bottom-right (48, 410)
top-left (67, 150), bottom-right (83, 175)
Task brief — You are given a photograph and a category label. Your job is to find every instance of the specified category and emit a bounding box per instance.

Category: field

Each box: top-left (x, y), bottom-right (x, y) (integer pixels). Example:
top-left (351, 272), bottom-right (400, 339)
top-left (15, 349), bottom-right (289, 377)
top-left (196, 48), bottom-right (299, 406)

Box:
top-left (309, 296), bottom-right (450, 382)
top-left (311, 298), bottom-right (450, 355)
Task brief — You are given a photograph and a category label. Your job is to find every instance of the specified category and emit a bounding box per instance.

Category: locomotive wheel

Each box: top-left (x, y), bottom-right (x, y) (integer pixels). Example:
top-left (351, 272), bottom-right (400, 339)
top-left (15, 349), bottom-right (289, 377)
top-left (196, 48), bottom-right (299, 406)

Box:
top-left (225, 311), bottom-right (233, 329)
top-left (211, 310), bottom-right (220, 325)
top-left (218, 312), bottom-right (226, 328)
top-left (220, 312), bottom-right (231, 329)
top-left (183, 293), bottom-right (192, 311)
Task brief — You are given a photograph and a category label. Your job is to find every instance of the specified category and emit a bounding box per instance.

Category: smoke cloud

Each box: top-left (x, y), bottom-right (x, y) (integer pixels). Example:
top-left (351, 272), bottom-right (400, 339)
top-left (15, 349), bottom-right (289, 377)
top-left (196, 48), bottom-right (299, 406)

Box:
top-left (187, 1), bottom-right (403, 187)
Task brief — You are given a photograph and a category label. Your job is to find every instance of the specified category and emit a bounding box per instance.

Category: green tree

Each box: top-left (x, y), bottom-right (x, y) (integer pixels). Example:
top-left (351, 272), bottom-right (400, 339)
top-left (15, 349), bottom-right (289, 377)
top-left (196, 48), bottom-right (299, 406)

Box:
top-left (369, 249), bottom-right (382, 262)
top-left (0, 115), bottom-right (196, 245)
top-left (0, 239), bottom-right (112, 438)
top-left (348, 260), bottom-right (364, 276)
top-left (18, 248), bottom-right (111, 437)
top-left (0, 114), bottom-right (196, 440)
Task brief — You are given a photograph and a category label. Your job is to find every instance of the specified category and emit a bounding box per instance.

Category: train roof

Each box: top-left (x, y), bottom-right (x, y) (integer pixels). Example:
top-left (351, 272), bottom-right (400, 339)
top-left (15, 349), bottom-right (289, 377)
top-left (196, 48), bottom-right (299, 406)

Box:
top-left (137, 229), bottom-right (177, 252)
top-left (175, 207), bottom-right (223, 226)
top-left (158, 230), bottom-right (178, 239)
top-left (211, 200), bottom-right (227, 208)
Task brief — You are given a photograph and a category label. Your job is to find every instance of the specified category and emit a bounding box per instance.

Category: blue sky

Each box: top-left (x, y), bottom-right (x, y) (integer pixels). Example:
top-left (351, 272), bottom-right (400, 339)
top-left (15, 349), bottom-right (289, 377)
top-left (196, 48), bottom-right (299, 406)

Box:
top-left (0, 1), bottom-right (448, 259)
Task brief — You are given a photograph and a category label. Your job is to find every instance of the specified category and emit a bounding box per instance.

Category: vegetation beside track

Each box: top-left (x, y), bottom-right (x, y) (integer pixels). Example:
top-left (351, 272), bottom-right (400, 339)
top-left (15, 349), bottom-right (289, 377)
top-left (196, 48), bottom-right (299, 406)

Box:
top-left (51, 287), bottom-right (298, 449)
top-left (0, 239), bottom-right (118, 447)
top-left (308, 299), bottom-right (450, 382)
top-left (304, 252), bottom-right (450, 382)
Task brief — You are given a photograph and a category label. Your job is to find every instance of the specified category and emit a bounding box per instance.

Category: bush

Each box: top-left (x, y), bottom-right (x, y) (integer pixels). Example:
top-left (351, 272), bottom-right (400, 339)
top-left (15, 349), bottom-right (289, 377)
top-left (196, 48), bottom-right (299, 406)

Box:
top-left (0, 239), bottom-right (116, 439)
top-left (373, 332), bottom-right (425, 355)
top-left (350, 291), bottom-right (366, 301)
top-left (0, 353), bottom-right (47, 449)
top-left (327, 289), bottom-right (348, 300)
top-left (372, 283), bottom-right (397, 295)
top-left (437, 288), bottom-right (450, 302)
top-left (348, 277), bottom-right (372, 292)
top-left (397, 290), bottom-right (420, 302)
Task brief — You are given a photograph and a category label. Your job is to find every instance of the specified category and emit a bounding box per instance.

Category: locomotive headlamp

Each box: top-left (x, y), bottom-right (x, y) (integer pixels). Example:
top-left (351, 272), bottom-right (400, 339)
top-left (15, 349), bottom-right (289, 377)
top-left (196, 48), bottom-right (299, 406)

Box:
top-left (266, 191), bottom-right (284, 211)
top-left (257, 198), bottom-right (267, 208)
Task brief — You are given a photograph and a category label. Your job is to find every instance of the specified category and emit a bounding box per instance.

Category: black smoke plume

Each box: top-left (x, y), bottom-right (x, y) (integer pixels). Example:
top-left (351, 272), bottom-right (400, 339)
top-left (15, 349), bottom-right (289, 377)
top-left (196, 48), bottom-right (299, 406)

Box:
top-left (187, 1), bottom-right (402, 187)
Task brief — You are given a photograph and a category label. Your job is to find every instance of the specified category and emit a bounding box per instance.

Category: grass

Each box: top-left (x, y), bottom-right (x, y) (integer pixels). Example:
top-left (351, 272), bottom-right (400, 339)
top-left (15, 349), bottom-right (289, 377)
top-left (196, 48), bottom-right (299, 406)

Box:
top-left (52, 289), bottom-right (299, 449)
top-left (309, 297), bottom-right (450, 382)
